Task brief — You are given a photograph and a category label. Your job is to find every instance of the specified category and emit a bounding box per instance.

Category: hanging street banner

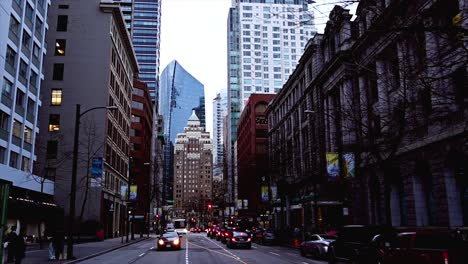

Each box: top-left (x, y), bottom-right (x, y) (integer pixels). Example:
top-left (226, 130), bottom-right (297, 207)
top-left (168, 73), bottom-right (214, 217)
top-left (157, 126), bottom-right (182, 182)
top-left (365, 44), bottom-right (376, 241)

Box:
top-left (261, 186), bottom-right (269, 202)
top-left (343, 153), bottom-right (355, 178)
top-left (120, 185), bottom-right (128, 200)
top-left (130, 185), bottom-right (138, 201)
top-left (326, 153), bottom-right (339, 178)
top-left (91, 157), bottom-right (103, 177)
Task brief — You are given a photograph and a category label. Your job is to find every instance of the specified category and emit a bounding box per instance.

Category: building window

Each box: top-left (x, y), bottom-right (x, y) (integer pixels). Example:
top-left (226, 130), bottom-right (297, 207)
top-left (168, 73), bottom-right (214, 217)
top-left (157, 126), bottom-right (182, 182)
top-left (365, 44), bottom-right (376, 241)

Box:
top-left (52, 63), bottom-right (64, 80)
top-left (54, 39), bottom-right (66, 55)
top-left (2, 78), bottom-right (13, 95)
top-left (0, 111), bottom-right (9, 131)
top-left (16, 89), bottom-right (25, 107)
top-left (0, 147), bottom-right (5, 164)
top-left (32, 43), bottom-right (40, 59)
top-left (24, 126), bottom-right (32, 143)
top-left (6, 46), bottom-right (16, 68)
top-left (9, 151), bottom-right (19, 168)
top-left (22, 156), bottom-right (30, 172)
top-left (30, 70), bottom-right (38, 88)
top-left (48, 114), bottom-right (60, 132)
top-left (12, 120), bottom-right (22, 138)
top-left (46, 140), bottom-right (58, 159)
top-left (51, 89), bottom-right (62, 105)
top-left (19, 59), bottom-right (28, 79)
top-left (35, 16), bottom-right (43, 35)
top-left (9, 16), bottom-right (19, 37)
top-left (25, 4), bottom-right (33, 21)
top-left (57, 15), bottom-right (68, 31)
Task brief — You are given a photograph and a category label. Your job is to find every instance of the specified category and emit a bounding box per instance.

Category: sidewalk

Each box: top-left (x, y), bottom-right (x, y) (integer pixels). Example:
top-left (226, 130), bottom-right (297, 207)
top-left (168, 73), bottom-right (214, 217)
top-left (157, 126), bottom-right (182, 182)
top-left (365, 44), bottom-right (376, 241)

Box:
top-left (21, 236), bottom-right (150, 264)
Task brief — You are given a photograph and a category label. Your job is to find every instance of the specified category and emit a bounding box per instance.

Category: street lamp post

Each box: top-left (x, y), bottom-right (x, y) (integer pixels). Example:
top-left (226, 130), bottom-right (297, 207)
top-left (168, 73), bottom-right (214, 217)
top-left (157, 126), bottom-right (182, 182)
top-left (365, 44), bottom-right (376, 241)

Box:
top-left (67, 104), bottom-right (117, 260)
top-left (304, 109), bottom-right (320, 230)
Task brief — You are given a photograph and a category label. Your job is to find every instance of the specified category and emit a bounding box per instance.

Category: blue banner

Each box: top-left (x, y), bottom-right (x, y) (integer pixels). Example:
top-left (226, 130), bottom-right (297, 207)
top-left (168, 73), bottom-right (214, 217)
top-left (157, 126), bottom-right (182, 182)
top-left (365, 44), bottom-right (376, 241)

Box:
top-left (91, 157), bottom-right (103, 177)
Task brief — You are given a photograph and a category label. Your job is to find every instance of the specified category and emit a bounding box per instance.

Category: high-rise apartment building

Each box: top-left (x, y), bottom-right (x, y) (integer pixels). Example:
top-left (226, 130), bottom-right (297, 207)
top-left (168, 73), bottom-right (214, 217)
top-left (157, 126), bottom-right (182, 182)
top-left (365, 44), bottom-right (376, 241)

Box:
top-left (159, 60), bottom-right (205, 201)
top-left (212, 90), bottom-right (227, 182)
top-left (0, 0), bottom-right (58, 234)
top-left (173, 111), bottom-right (212, 213)
top-left (38, 0), bottom-right (139, 238)
top-left (226, 0), bottom-right (316, 203)
top-left (116, 0), bottom-right (162, 103)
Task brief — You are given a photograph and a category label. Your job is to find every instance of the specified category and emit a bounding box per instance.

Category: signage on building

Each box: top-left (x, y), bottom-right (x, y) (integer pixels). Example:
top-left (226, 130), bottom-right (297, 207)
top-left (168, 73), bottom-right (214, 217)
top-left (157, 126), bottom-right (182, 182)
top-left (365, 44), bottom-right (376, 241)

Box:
top-left (120, 185), bottom-right (128, 200)
top-left (344, 153), bottom-right (355, 178)
top-left (130, 185), bottom-right (138, 201)
top-left (91, 157), bottom-right (103, 177)
top-left (326, 153), bottom-right (339, 178)
top-left (261, 186), bottom-right (269, 202)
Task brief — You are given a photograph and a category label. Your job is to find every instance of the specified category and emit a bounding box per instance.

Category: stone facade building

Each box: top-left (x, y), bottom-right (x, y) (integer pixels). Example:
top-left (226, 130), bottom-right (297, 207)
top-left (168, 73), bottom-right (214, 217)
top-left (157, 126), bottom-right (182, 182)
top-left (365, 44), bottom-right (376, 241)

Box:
top-left (173, 111), bottom-right (213, 215)
top-left (267, 0), bottom-right (467, 229)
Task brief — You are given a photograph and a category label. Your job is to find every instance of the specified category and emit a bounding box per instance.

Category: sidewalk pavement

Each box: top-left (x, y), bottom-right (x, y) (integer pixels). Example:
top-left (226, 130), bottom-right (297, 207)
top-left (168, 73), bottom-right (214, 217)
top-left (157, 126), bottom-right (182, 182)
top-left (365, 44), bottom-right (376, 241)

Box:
top-left (21, 236), bottom-right (150, 264)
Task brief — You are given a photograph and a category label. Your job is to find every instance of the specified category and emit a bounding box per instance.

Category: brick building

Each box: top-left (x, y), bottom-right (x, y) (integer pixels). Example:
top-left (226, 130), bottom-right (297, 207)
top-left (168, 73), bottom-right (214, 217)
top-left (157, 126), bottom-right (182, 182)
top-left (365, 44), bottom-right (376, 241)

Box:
top-left (237, 94), bottom-right (276, 218)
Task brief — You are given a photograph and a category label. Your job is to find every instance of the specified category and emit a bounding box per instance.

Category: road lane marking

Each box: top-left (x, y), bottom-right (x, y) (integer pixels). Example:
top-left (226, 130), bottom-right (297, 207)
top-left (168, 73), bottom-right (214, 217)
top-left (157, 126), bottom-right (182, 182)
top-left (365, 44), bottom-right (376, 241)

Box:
top-left (138, 253), bottom-right (145, 257)
top-left (150, 247), bottom-right (154, 250)
top-left (187, 241), bottom-right (247, 264)
top-left (252, 246), bottom-right (258, 249)
top-left (203, 236), bottom-right (241, 259)
top-left (186, 235), bottom-right (189, 264)
top-left (270, 252), bottom-right (281, 256)
top-left (287, 252), bottom-right (297, 256)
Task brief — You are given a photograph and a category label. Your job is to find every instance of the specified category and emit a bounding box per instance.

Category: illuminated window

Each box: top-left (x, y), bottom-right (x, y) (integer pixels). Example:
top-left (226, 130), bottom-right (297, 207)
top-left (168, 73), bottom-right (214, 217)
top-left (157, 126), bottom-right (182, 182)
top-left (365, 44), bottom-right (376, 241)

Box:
top-left (48, 114), bottom-right (60, 132)
top-left (55, 39), bottom-right (66, 55)
top-left (51, 89), bottom-right (62, 105)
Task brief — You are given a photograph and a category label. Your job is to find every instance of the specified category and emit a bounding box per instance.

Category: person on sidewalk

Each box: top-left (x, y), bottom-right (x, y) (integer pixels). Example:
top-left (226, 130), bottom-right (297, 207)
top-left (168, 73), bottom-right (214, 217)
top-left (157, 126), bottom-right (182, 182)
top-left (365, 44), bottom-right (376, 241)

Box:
top-left (52, 230), bottom-right (64, 261)
top-left (5, 225), bottom-right (18, 263)
top-left (44, 227), bottom-right (55, 261)
top-left (13, 229), bottom-right (26, 264)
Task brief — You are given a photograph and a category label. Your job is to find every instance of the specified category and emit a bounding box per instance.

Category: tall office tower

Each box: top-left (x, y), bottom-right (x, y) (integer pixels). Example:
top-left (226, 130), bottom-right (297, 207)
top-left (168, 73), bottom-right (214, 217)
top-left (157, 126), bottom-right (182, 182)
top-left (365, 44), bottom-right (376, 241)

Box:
top-left (226, 0), bottom-right (316, 203)
top-left (173, 111), bottom-right (212, 213)
top-left (0, 0), bottom-right (59, 233)
top-left (212, 89), bottom-right (227, 182)
top-left (116, 0), bottom-right (162, 103)
top-left (159, 60), bottom-right (205, 202)
top-left (38, 0), bottom-right (139, 238)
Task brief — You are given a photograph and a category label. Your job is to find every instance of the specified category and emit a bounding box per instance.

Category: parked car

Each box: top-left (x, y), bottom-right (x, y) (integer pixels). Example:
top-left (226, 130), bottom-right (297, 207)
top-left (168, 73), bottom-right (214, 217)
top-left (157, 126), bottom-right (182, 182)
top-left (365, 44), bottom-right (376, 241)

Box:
top-left (300, 234), bottom-right (337, 259)
top-left (379, 230), bottom-right (468, 264)
top-left (261, 230), bottom-right (277, 245)
top-left (190, 227), bottom-right (201, 233)
top-left (226, 231), bottom-right (252, 249)
top-left (157, 232), bottom-right (182, 250)
top-left (328, 225), bottom-right (391, 264)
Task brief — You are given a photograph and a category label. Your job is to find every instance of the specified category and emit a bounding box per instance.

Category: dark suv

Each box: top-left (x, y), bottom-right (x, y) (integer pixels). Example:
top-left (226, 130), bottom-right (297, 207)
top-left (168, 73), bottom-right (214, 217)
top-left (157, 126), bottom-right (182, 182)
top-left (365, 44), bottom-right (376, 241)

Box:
top-left (328, 225), bottom-right (390, 264)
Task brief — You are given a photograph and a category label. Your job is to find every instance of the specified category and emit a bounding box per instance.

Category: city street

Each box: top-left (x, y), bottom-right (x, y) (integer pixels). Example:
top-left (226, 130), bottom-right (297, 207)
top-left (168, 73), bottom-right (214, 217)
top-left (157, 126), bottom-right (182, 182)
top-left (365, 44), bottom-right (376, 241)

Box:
top-left (79, 233), bottom-right (326, 264)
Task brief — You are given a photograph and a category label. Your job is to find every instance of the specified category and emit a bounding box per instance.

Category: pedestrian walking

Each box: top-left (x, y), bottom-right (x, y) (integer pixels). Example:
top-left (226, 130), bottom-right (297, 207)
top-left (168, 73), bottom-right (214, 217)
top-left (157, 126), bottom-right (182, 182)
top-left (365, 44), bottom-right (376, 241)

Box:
top-left (5, 225), bottom-right (18, 263)
top-left (52, 230), bottom-right (64, 261)
top-left (44, 228), bottom-right (55, 261)
top-left (14, 230), bottom-right (26, 264)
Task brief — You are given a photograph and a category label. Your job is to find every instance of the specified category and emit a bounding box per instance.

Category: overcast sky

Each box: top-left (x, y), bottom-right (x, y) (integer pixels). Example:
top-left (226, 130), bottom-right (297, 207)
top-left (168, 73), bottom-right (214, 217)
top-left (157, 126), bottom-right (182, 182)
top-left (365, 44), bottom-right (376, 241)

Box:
top-left (159, 0), bottom-right (358, 134)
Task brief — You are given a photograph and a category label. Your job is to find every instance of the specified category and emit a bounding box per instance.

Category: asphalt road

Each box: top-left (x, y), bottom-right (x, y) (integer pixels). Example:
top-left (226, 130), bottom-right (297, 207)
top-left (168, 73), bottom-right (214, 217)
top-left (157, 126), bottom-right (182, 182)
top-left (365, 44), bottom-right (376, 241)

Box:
top-left (79, 233), bottom-right (327, 264)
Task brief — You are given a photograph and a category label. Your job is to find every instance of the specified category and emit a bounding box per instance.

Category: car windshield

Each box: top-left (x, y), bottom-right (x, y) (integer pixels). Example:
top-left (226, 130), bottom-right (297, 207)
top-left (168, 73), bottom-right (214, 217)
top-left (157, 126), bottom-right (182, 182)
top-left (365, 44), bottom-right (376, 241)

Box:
top-left (233, 232), bottom-right (248, 237)
top-left (161, 232), bottom-right (178, 238)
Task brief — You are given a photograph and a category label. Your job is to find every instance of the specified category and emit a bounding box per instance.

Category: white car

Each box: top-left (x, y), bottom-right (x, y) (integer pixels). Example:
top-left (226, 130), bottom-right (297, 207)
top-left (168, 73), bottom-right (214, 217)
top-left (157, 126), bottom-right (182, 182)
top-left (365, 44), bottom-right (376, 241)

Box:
top-left (166, 224), bottom-right (175, 232)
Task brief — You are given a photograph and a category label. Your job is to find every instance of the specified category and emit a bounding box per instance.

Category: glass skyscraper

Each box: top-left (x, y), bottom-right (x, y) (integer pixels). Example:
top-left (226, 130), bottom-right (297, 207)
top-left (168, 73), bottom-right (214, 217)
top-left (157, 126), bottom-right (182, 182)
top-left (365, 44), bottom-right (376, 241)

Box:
top-left (159, 60), bottom-right (205, 200)
top-left (226, 0), bottom-right (316, 202)
top-left (117, 0), bottom-right (162, 103)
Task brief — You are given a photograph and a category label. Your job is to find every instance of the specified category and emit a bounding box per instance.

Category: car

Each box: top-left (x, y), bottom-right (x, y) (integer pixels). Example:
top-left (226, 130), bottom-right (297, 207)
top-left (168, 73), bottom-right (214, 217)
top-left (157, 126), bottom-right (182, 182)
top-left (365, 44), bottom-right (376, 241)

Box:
top-left (221, 227), bottom-right (236, 244)
top-left (209, 226), bottom-right (220, 239)
top-left (165, 223), bottom-right (175, 232)
top-left (300, 234), bottom-right (336, 259)
top-left (379, 230), bottom-right (468, 264)
top-left (261, 230), bottom-right (277, 245)
top-left (226, 231), bottom-right (252, 249)
top-left (328, 225), bottom-right (391, 264)
top-left (157, 232), bottom-right (182, 250)
top-left (253, 227), bottom-right (265, 242)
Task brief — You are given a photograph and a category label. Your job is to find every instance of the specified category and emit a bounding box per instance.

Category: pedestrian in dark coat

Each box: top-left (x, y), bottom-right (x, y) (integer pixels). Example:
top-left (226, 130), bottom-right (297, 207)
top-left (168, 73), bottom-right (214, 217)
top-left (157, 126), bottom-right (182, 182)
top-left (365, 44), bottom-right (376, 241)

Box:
top-left (5, 225), bottom-right (18, 263)
top-left (14, 230), bottom-right (26, 264)
top-left (52, 230), bottom-right (64, 260)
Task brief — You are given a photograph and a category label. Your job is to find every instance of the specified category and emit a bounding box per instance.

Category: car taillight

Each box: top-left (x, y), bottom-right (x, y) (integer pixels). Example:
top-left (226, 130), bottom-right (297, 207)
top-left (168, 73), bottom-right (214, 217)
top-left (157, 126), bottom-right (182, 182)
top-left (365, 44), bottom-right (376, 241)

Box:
top-left (231, 238), bottom-right (236, 242)
top-left (247, 237), bottom-right (251, 242)
top-left (173, 238), bottom-right (180, 245)
top-left (225, 232), bottom-right (229, 236)
top-left (443, 251), bottom-right (449, 264)
top-left (158, 239), bottom-right (165, 245)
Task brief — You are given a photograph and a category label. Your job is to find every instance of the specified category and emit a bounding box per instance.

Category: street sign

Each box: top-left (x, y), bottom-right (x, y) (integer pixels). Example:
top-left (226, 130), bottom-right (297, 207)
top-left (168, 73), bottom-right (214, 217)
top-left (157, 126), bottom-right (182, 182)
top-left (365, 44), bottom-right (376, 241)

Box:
top-left (91, 157), bottom-right (103, 177)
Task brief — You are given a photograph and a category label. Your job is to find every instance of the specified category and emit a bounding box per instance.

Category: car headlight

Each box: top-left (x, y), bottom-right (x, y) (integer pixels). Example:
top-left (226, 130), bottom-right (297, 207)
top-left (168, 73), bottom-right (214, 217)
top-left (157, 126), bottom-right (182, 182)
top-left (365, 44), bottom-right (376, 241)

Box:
top-left (158, 239), bottom-right (164, 246)
top-left (173, 238), bottom-right (180, 245)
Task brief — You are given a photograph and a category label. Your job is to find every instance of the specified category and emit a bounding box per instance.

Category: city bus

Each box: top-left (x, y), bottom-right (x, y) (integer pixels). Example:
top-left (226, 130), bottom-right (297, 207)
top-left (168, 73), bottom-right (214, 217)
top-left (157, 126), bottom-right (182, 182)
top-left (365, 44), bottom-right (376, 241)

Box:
top-left (173, 218), bottom-right (188, 235)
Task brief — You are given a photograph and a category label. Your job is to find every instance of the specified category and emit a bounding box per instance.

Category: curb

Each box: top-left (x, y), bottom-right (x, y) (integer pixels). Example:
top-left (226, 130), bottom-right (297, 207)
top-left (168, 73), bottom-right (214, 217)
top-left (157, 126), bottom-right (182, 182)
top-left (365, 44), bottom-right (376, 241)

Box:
top-left (64, 237), bottom-right (150, 264)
